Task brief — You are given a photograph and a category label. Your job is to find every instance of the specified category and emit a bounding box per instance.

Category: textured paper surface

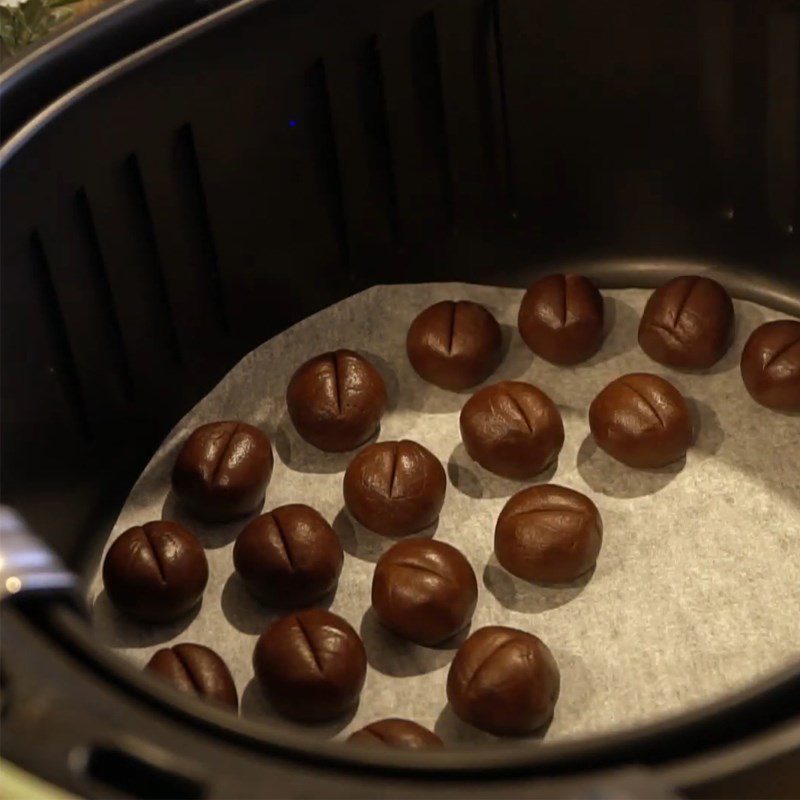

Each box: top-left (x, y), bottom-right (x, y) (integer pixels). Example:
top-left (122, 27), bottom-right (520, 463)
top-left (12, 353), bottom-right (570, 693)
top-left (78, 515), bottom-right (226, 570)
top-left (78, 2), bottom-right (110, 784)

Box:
top-left (88, 283), bottom-right (800, 746)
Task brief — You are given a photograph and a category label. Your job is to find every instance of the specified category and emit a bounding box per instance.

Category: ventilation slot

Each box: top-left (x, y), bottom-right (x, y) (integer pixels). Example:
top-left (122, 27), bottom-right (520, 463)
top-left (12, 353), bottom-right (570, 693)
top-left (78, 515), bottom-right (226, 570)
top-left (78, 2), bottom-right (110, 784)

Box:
top-left (490, 0), bottom-right (517, 215)
top-left (433, 0), bottom-right (508, 221)
top-left (412, 11), bottom-right (454, 226)
top-left (732, 3), bottom-right (769, 228)
top-left (376, 13), bottom-right (456, 242)
top-left (366, 35), bottom-right (400, 243)
top-left (29, 232), bottom-right (92, 440)
top-left (123, 154), bottom-right (183, 364)
top-left (174, 124), bottom-right (230, 333)
top-left (307, 60), bottom-right (351, 275)
top-left (765, 8), bottom-right (798, 235)
top-left (74, 189), bottom-right (134, 401)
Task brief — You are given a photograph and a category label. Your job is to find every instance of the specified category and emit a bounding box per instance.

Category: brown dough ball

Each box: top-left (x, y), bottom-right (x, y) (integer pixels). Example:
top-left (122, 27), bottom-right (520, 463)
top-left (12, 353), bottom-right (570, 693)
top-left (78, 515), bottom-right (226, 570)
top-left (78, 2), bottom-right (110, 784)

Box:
top-left (740, 320), bottom-right (800, 412)
top-left (372, 539), bottom-right (478, 646)
top-left (102, 521), bottom-right (208, 623)
top-left (253, 609), bottom-right (366, 722)
top-left (495, 484), bottom-right (602, 583)
top-left (348, 719), bottom-right (443, 749)
top-left (447, 626), bottom-right (560, 736)
top-left (145, 643), bottom-right (238, 710)
top-left (638, 276), bottom-right (734, 369)
top-left (459, 381), bottom-right (564, 479)
top-left (589, 373), bottom-right (692, 468)
top-left (171, 421), bottom-right (273, 522)
top-left (517, 273), bottom-right (604, 365)
top-left (343, 440), bottom-right (446, 537)
top-left (233, 504), bottom-right (343, 607)
top-left (406, 300), bottom-right (503, 390)
top-left (286, 350), bottom-right (387, 452)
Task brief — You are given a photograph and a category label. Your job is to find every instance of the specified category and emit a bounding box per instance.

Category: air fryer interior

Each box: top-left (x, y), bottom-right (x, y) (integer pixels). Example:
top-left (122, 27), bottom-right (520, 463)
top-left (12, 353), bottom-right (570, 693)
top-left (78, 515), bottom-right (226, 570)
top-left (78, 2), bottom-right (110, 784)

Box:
top-left (1, 0), bottom-right (799, 782)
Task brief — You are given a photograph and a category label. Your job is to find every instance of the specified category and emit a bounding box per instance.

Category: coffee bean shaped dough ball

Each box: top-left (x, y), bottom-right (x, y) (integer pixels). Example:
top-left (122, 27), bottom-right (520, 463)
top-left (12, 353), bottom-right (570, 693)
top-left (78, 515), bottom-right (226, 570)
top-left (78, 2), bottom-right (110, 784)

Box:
top-left (638, 276), bottom-right (734, 369)
top-left (287, 350), bottom-right (388, 452)
top-left (518, 274), bottom-right (604, 365)
top-left (589, 373), bottom-right (692, 469)
top-left (372, 539), bottom-right (478, 646)
top-left (146, 643), bottom-right (238, 710)
top-left (103, 521), bottom-right (208, 623)
top-left (343, 440), bottom-right (446, 537)
top-left (406, 301), bottom-right (503, 390)
top-left (447, 626), bottom-right (560, 736)
top-left (740, 320), bottom-right (800, 412)
top-left (348, 719), bottom-right (444, 749)
top-left (459, 381), bottom-right (564, 480)
top-left (172, 421), bottom-right (273, 522)
top-left (253, 609), bottom-right (367, 722)
top-left (495, 484), bottom-right (602, 584)
top-left (234, 504), bottom-right (343, 607)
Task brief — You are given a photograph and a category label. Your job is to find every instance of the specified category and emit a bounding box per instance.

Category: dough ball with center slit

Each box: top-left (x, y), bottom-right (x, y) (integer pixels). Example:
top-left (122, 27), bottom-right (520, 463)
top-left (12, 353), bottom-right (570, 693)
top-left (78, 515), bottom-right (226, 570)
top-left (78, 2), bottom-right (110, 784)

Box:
top-left (589, 373), bottom-right (692, 468)
top-left (372, 539), bottom-right (478, 645)
top-left (287, 349), bottom-right (388, 452)
top-left (233, 504), bottom-right (343, 607)
top-left (343, 440), bottom-right (446, 536)
top-left (447, 626), bottom-right (560, 736)
top-left (638, 276), bottom-right (734, 369)
top-left (253, 609), bottom-right (366, 721)
top-left (348, 718), bottom-right (444, 749)
top-left (517, 273), bottom-right (604, 365)
top-left (495, 484), bottom-right (602, 583)
top-left (406, 300), bottom-right (503, 390)
top-left (740, 319), bottom-right (800, 412)
top-left (102, 521), bottom-right (208, 623)
top-left (171, 421), bottom-right (273, 522)
top-left (459, 381), bottom-right (564, 479)
top-left (146, 643), bottom-right (238, 710)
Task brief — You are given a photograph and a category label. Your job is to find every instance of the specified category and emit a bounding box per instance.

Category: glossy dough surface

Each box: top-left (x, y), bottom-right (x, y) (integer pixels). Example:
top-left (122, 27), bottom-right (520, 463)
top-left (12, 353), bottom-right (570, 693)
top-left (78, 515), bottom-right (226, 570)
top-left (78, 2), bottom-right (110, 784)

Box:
top-left (234, 504), bottom-right (343, 607)
top-left (589, 373), bottom-right (692, 468)
top-left (372, 539), bottom-right (478, 645)
top-left (171, 421), bottom-right (273, 522)
top-left (638, 276), bottom-right (734, 369)
top-left (518, 273), bottom-right (604, 365)
top-left (103, 521), bottom-right (208, 623)
top-left (347, 718), bottom-right (443, 748)
top-left (253, 609), bottom-right (367, 722)
top-left (447, 626), bottom-right (560, 736)
top-left (495, 484), bottom-right (603, 583)
top-left (343, 440), bottom-right (447, 536)
top-left (460, 381), bottom-right (564, 479)
top-left (287, 350), bottom-right (388, 451)
top-left (146, 643), bottom-right (238, 709)
top-left (407, 300), bottom-right (503, 390)
top-left (740, 320), bottom-right (800, 411)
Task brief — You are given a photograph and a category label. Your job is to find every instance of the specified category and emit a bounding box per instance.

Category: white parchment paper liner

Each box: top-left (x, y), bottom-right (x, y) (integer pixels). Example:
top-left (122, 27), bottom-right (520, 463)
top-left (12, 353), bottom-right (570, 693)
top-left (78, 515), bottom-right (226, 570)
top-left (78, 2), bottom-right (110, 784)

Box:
top-left (89, 283), bottom-right (800, 746)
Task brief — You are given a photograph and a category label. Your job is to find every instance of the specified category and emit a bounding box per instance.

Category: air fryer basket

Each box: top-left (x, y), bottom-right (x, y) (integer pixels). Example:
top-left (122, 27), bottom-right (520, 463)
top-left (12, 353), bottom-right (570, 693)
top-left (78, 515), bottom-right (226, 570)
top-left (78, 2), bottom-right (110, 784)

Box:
top-left (1, 0), bottom-right (799, 796)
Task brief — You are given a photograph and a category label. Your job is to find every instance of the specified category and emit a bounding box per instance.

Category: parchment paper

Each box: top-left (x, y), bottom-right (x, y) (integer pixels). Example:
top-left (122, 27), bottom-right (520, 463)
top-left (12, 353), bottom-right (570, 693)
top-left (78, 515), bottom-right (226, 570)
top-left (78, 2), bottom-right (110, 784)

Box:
top-left (88, 282), bottom-right (800, 745)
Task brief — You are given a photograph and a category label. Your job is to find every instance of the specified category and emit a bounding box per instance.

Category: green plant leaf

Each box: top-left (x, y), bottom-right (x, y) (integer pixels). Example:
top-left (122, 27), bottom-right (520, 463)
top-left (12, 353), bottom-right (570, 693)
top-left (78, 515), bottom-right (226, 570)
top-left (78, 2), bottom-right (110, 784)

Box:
top-left (0, 0), bottom-right (77, 59)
